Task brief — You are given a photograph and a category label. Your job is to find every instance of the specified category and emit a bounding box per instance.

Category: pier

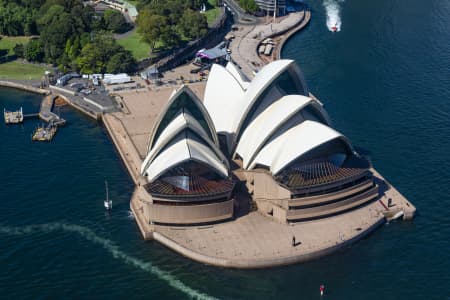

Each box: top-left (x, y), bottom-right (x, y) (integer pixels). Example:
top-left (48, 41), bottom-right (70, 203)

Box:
top-left (39, 95), bottom-right (66, 126)
top-left (30, 95), bottom-right (67, 142)
top-left (4, 107), bottom-right (24, 124)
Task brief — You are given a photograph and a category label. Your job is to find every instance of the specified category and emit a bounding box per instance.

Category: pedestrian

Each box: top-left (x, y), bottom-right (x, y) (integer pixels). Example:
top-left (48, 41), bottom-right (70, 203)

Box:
top-left (292, 236), bottom-right (296, 247)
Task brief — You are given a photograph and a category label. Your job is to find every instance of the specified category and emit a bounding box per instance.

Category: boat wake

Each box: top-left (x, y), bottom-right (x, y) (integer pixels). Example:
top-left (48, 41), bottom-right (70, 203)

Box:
top-left (323, 0), bottom-right (344, 32)
top-left (0, 223), bottom-right (216, 300)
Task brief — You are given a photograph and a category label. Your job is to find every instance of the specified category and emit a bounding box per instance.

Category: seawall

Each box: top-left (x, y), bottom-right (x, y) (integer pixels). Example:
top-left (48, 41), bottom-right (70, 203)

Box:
top-left (277, 10), bottom-right (311, 60)
top-left (153, 216), bottom-right (385, 269)
top-left (0, 81), bottom-right (49, 95)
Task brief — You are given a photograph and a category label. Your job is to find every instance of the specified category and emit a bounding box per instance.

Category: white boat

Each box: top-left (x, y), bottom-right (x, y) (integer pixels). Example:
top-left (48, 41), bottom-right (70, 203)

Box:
top-left (104, 180), bottom-right (112, 210)
top-left (391, 210), bottom-right (404, 221)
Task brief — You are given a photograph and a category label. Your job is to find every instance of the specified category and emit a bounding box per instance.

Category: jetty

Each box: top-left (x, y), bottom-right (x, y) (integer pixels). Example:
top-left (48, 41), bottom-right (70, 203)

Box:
top-left (4, 107), bottom-right (24, 124)
top-left (39, 95), bottom-right (66, 126)
top-left (29, 96), bottom-right (67, 142)
top-left (32, 123), bottom-right (58, 142)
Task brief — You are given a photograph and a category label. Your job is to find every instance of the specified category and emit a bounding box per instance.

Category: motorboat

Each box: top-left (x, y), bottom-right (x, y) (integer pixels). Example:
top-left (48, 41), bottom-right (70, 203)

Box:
top-left (331, 23), bottom-right (338, 32)
top-left (104, 180), bottom-right (112, 210)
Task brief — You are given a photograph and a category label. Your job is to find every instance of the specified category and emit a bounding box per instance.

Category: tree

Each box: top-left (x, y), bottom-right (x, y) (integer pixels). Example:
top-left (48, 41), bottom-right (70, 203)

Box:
top-left (159, 27), bottom-right (181, 48)
top-left (239, 0), bottom-right (258, 13)
top-left (76, 32), bottom-right (136, 74)
top-left (13, 43), bottom-right (25, 58)
top-left (137, 9), bottom-right (172, 51)
top-left (106, 51), bottom-right (136, 73)
top-left (37, 4), bottom-right (88, 63)
top-left (178, 9), bottom-right (208, 40)
top-left (76, 43), bottom-right (102, 74)
top-left (25, 39), bottom-right (44, 62)
top-left (0, 1), bottom-right (38, 36)
top-left (103, 9), bottom-right (129, 33)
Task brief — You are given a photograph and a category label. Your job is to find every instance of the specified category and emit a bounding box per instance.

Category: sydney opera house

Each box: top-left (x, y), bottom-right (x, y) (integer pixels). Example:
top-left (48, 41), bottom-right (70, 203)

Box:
top-left (139, 59), bottom-right (379, 225)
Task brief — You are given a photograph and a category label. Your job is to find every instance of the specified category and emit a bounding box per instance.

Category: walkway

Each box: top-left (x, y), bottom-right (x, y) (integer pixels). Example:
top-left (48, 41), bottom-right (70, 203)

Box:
top-left (154, 199), bottom-right (385, 268)
top-left (229, 11), bottom-right (308, 78)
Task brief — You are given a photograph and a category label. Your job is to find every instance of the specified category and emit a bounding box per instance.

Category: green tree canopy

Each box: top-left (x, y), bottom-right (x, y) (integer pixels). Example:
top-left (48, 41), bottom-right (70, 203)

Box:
top-left (177, 9), bottom-right (208, 40)
top-left (239, 0), bottom-right (258, 13)
top-left (0, 1), bottom-right (38, 35)
top-left (137, 9), bottom-right (172, 51)
top-left (25, 38), bottom-right (44, 62)
top-left (13, 43), bottom-right (25, 58)
top-left (103, 9), bottom-right (129, 33)
top-left (76, 32), bottom-right (135, 74)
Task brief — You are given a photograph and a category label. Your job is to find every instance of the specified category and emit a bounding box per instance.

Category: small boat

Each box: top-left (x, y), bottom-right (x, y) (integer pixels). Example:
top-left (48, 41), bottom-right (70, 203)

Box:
top-left (104, 180), bottom-right (112, 210)
top-left (391, 210), bottom-right (404, 221)
top-left (331, 23), bottom-right (338, 32)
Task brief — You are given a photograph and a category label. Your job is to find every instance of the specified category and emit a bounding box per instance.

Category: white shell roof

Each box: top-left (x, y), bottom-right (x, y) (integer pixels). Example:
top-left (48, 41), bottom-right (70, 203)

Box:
top-left (235, 95), bottom-right (331, 169)
top-left (141, 110), bottom-right (227, 175)
top-left (203, 64), bottom-right (245, 134)
top-left (148, 85), bottom-right (219, 150)
top-left (204, 60), bottom-right (305, 151)
top-left (225, 62), bottom-right (250, 89)
top-left (232, 60), bottom-right (298, 138)
top-left (249, 120), bottom-right (353, 175)
top-left (143, 132), bottom-right (228, 182)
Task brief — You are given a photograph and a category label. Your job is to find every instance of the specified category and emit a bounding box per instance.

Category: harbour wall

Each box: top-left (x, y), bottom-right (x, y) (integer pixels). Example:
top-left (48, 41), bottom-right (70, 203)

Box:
top-left (153, 217), bottom-right (386, 269)
top-left (277, 10), bottom-right (311, 60)
top-left (0, 81), bottom-right (49, 95)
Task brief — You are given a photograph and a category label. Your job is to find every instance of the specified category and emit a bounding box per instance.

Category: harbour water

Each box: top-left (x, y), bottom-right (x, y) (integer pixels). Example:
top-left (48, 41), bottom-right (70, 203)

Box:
top-left (1, 0), bottom-right (449, 298)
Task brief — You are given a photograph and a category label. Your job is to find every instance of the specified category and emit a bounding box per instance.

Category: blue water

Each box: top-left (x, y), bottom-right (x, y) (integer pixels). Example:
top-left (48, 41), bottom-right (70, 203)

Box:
top-left (1, 0), bottom-right (449, 298)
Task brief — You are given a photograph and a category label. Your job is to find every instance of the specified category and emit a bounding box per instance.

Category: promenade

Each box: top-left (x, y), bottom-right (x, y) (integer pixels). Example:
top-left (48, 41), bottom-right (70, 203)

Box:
top-left (229, 11), bottom-right (310, 78)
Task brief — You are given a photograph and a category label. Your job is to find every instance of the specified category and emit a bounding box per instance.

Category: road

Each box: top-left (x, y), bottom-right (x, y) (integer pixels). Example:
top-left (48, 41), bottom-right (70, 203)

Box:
top-left (222, 0), bottom-right (259, 24)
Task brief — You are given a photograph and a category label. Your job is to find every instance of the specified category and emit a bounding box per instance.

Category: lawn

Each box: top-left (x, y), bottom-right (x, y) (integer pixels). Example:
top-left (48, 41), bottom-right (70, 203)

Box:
top-left (204, 0), bottom-right (221, 26)
top-left (0, 36), bottom-right (31, 55)
top-left (0, 60), bottom-right (49, 80)
top-left (117, 30), bottom-right (151, 60)
top-left (0, 37), bottom-right (47, 80)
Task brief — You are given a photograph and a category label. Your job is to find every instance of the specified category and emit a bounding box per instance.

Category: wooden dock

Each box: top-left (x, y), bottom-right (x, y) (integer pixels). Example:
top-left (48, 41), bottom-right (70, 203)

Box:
top-left (3, 107), bottom-right (24, 124)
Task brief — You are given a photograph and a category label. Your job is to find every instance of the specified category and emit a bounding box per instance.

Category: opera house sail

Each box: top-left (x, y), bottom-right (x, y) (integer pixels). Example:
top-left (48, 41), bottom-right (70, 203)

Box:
top-left (140, 86), bottom-right (235, 225)
top-left (141, 59), bottom-right (378, 225)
